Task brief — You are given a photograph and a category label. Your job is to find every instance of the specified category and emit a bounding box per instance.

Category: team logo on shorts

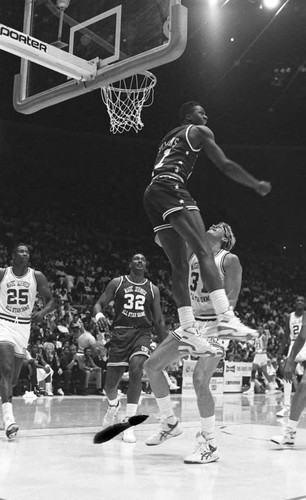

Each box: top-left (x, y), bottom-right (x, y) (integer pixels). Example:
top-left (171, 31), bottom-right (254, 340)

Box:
top-left (140, 346), bottom-right (149, 354)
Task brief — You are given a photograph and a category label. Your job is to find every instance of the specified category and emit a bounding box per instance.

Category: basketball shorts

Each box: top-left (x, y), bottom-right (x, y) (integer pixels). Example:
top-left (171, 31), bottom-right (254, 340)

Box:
top-left (143, 177), bottom-right (199, 233)
top-left (253, 353), bottom-right (268, 367)
top-left (0, 319), bottom-right (30, 358)
top-left (107, 327), bottom-right (152, 367)
top-left (288, 341), bottom-right (306, 363)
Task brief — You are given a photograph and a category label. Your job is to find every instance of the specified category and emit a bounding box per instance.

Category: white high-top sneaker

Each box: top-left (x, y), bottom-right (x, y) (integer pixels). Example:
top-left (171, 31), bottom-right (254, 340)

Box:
top-left (271, 427), bottom-right (296, 445)
top-left (2, 402), bottom-right (18, 440)
top-left (217, 309), bottom-right (258, 341)
top-left (102, 401), bottom-right (121, 428)
top-left (184, 432), bottom-right (219, 464)
top-left (177, 324), bottom-right (224, 357)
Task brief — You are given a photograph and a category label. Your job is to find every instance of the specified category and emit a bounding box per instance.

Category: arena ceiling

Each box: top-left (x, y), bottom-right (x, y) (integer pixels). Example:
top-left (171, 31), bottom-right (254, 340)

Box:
top-left (0, 0), bottom-right (305, 146)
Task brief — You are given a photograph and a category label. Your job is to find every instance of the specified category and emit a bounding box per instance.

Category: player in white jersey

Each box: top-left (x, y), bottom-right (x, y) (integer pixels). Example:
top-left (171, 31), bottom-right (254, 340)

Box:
top-left (244, 326), bottom-right (273, 394)
top-left (271, 308), bottom-right (306, 446)
top-left (0, 243), bottom-right (54, 439)
top-left (144, 222), bottom-right (242, 463)
top-left (275, 296), bottom-right (306, 417)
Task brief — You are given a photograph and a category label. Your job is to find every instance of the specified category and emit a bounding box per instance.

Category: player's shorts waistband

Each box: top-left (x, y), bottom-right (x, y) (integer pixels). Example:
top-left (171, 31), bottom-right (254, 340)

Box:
top-left (151, 173), bottom-right (185, 184)
top-left (0, 313), bottom-right (31, 324)
top-left (195, 314), bottom-right (217, 322)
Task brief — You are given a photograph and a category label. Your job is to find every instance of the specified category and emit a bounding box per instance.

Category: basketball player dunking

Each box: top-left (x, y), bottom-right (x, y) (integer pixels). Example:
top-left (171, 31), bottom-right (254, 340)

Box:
top-left (143, 101), bottom-right (271, 359)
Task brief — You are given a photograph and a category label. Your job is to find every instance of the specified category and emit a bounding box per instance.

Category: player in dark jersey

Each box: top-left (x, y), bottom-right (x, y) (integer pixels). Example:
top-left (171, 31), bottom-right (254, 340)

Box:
top-left (143, 101), bottom-right (271, 357)
top-left (94, 253), bottom-right (166, 443)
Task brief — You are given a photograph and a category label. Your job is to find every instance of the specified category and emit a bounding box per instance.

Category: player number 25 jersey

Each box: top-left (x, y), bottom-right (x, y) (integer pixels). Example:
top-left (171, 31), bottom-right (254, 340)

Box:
top-left (112, 276), bottom-right (155, 329)
top-left (0, 266), bottom-right (37, 321)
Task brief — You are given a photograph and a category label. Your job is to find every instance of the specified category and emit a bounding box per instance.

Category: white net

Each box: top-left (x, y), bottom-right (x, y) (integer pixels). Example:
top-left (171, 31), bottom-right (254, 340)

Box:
top-left (100, 71), bottom-right (157, 134)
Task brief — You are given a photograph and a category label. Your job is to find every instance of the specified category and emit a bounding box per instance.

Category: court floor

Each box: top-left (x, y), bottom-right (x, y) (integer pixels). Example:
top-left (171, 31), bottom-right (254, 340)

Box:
top-left (1, 392), bottom-right (306, 500)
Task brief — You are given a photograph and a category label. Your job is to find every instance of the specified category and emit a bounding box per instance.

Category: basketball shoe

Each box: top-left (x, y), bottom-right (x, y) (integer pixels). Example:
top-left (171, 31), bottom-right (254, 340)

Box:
top-left (184, 432), bottom-right (219, 464)
top-left (122, 418), bottom-right (137, 444)
top-left (177, 324), bottom-right (224, 357)
top-left (146, 419), bottom-right (182, 446)
top-left (102, 401), bottom-right (121, 428)
top-left (2, 402), bottom-right (18, 440)
top-left (271, 427), bottom-right (296, 446)
top-left (276, 405), bottom-right (290, 418)
top-left (216, 309), bottom-right (258, 341)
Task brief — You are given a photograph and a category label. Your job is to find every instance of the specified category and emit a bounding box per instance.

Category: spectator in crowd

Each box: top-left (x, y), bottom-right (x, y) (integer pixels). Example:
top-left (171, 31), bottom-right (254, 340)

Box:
top-left (77, 347), bottom-right (103, 396)
top-left (60, 344), bottom-right (80, 395)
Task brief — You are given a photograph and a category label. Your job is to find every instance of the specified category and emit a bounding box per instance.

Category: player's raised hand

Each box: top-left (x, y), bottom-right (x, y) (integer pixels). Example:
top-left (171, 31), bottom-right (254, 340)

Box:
top-left (255, 181), bottom-right (272, 196)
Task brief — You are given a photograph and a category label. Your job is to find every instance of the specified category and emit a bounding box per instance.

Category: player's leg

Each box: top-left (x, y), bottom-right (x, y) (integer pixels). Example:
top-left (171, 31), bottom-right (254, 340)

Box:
top-left (158, 229), bottom-right (223, 358)
top-left (244, 362), bottom-right (258, 394)
top-left (167, 209), bottom-right (258, 341)
top-left (144, 334), bottom-right (183, 445)
top-left (276, 364), bottom-right (295, 417)
top-left (184, 355), bottom-right (221, 464)
top-left (0, 344), bottom-right (19, 439)
top-left (102, 365), bottom-right (126, 427)
top-left (271, 369), bottom-right (306, 445)
top-left (121, 354), bottom-right (147, 443)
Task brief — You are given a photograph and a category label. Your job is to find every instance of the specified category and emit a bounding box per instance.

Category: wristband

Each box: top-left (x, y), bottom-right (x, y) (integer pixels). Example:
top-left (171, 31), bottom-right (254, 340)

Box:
top-left (95, 312), bottom-right (105, 322)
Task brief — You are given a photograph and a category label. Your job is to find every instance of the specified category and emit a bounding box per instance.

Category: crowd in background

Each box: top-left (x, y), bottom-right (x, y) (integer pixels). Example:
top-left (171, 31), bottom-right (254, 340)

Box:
top-left (0, 212), bottom-right (303, 396)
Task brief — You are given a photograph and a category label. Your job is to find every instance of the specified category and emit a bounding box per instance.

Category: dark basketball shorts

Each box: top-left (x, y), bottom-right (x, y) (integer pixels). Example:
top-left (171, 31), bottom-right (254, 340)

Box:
top-left (143, 177), bottom-right (199, 233)
top-left (107, 326), bottom-right (152, 367)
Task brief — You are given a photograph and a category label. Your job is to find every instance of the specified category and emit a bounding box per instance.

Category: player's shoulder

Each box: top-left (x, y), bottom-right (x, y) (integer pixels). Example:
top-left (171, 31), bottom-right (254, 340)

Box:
top-left (223, 251), bottom-right (240, 267)
top-left (189, 124), bottom-right (214, 140)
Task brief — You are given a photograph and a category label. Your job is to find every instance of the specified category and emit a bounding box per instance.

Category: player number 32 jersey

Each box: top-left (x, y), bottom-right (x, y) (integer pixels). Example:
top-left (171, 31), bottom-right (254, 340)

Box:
top-left (112, 276), bottom-right (155, 329)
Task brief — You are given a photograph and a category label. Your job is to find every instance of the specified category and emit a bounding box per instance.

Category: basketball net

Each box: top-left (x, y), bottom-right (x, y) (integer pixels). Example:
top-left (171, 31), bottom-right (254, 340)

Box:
top-left (100, 71), bottom-right (157, 134)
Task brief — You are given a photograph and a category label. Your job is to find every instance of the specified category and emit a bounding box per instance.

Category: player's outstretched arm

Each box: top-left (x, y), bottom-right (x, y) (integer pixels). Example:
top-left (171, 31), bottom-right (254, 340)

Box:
top-left (191, 125), bottom-right (271, 196)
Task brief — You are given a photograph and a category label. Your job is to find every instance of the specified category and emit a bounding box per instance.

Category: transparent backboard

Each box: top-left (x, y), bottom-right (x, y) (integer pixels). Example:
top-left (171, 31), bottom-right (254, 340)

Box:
top-left (12, 0), bottom-right (187, 114)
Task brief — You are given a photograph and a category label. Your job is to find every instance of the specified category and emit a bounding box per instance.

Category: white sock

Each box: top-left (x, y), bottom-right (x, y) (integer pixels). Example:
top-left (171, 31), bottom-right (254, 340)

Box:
top-left (200, 415), bottom-right (215, 440)
top-left (283, 381), bottom-right (292, 406)
top-left (108, 397), bottom-right (119, 407)
top-left (125, 403), bottom-right (138, 418)
top-left (156, 395), bottom-right (176, 424)
top-left (2, 402), bottom-right (14, 423)
top-left (287, 419), bottom-right (297, 430)
top-left (250, 380), bottom-right (255, 391)
top-left (178, 306), bottom-right (195, 329)
top-left (209, 290), bottom-right (230, 316)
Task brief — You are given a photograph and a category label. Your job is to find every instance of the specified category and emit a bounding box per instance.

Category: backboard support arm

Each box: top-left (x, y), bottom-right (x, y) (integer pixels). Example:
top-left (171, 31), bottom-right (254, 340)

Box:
top-left (0, 23), bottom-right (97, 81)
top-left (12, 2), bottom-right (187, 114)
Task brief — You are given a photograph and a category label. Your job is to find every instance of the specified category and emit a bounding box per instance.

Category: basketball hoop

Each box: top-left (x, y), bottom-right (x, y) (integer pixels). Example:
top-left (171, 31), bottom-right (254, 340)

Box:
top-left (100, 71), bottom-right (157, 134)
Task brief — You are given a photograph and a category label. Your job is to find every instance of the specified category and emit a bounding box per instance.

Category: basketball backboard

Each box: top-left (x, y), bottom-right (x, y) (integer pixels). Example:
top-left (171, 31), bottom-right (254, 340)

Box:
top-left (9, 0), bottom-right (187, 114)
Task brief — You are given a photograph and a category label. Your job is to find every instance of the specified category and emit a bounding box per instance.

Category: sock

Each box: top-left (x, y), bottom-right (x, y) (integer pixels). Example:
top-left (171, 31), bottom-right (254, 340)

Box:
top-left (287, 419), bottom-right (297, 431)
top-left (250, 380), bottom-right (255, 391)
top-left (156, 395), bottom-right (176, 425)
top-left (200, 415), bottom-right (215, 440)
top-left (209, 290), bottom-right (230, 316)
top-left (125, 403), bottom-right (138, 418)
top-left (178, 307), bottom-right (195, 329)
top-left (108, 397), bottom-right (119, 407)
top-left (2, 402), bottom-right (13, 423)
top-left (283, 381), bottom-right (292, 406)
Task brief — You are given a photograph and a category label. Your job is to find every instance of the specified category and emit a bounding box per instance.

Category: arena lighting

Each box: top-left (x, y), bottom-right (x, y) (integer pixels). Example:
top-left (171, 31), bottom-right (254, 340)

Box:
top-left (262, 0), bottom-right (281, 9)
